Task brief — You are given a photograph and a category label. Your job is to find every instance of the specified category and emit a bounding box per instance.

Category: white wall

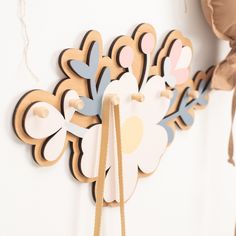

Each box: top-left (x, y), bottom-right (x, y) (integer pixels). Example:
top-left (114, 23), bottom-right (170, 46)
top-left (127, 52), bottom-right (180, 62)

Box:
top-left (0, 0), bottom-right (236, 235)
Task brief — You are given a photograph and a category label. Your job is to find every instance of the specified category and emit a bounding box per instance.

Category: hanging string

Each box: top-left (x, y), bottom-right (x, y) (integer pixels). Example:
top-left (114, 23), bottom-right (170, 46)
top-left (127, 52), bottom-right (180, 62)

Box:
top-left (93, 95), bottom-right (126, 236)
top-left (18, 0), bottom-right (39, 81)
top-left (184, 0), bottom-right (188, 13)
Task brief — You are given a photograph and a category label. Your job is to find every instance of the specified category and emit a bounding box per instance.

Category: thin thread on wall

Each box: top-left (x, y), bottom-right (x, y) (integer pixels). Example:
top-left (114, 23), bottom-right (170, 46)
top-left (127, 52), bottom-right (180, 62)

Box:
top-left (18, 0), bottom-right (39, 81)
top-left (184, 0), bottom-right (188, 13)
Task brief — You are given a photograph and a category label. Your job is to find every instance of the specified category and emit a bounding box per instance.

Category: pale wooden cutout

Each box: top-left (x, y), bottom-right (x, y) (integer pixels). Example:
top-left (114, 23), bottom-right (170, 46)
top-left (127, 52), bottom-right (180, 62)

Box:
top-left (13, 23), bottom-right (213, 206)
top-left (175, 46), bottom-right (192, 69)
top-left (85, 71), bottom-right (170, 203)
top-left (24, 102), bottom-right (64, 139)
top-left (43, 129), bottom-right (67, 162)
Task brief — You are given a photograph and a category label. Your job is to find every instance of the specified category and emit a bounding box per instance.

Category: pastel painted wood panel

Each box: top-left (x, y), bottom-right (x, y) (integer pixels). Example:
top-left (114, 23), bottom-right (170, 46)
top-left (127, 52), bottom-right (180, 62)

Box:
top-left (13, 23), bottom-right (213, 205)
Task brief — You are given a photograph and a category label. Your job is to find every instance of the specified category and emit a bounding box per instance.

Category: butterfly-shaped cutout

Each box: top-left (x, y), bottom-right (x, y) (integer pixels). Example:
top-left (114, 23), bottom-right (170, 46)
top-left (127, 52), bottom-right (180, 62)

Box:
top-left (23, 90), bottom-right (87, 161)
top-left (163, 39), bottom-right (192, 87)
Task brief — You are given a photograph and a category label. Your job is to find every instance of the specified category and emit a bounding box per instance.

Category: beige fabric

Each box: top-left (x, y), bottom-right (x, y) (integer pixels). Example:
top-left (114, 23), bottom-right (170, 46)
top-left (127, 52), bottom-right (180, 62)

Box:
top-left (201, 0), bottom-right (236, 41)
top-left (201, 0), bottom-right (236, 164)
top-left (93, 95), bottom-right (126, 236)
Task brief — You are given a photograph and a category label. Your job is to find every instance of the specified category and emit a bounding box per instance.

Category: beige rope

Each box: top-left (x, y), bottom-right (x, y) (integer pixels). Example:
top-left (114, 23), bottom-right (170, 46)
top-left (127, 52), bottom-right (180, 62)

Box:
top-left (93, 94), bottom-right (126, 236)
top-left (114, 99), bottom-right (126, 236)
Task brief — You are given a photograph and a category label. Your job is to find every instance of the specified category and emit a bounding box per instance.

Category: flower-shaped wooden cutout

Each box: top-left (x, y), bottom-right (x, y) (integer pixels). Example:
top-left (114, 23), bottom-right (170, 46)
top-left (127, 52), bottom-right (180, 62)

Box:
top-left (13, 23), bottom-right (213, 206)
top-left (80, 44), bottom-right (171, 202)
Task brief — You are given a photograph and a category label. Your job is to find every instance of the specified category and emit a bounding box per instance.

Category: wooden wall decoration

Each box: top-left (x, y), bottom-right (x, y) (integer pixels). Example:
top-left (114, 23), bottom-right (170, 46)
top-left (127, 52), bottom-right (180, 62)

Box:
top-left (13, 23), bottom-right (213, 206)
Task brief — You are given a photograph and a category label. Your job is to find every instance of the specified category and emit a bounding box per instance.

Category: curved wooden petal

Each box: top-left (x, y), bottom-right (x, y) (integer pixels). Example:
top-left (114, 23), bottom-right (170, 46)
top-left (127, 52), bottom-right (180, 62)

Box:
top-left (138, 125), bottom-right (168, 174)
top-left (103, 159), bottom-right (138, 203)
top-left (175, 46), bottom-right (192, 69)
top-left (24, 102), bottom-right (64, 139)
top-left (169, 39), bottom-right (182, 68)
top-left (42, 128), bottom-right (67, 161)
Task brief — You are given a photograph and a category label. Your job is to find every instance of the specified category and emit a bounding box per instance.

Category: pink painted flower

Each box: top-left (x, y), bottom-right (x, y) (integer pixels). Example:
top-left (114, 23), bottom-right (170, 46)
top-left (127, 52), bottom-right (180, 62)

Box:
top-left (164, 39), bottom-right (192, 87)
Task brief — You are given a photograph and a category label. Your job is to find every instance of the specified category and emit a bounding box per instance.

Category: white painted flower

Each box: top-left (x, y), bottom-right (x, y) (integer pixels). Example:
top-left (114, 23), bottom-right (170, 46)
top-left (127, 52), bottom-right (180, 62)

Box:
top-left (80, 73), bottom-right (170, 203)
